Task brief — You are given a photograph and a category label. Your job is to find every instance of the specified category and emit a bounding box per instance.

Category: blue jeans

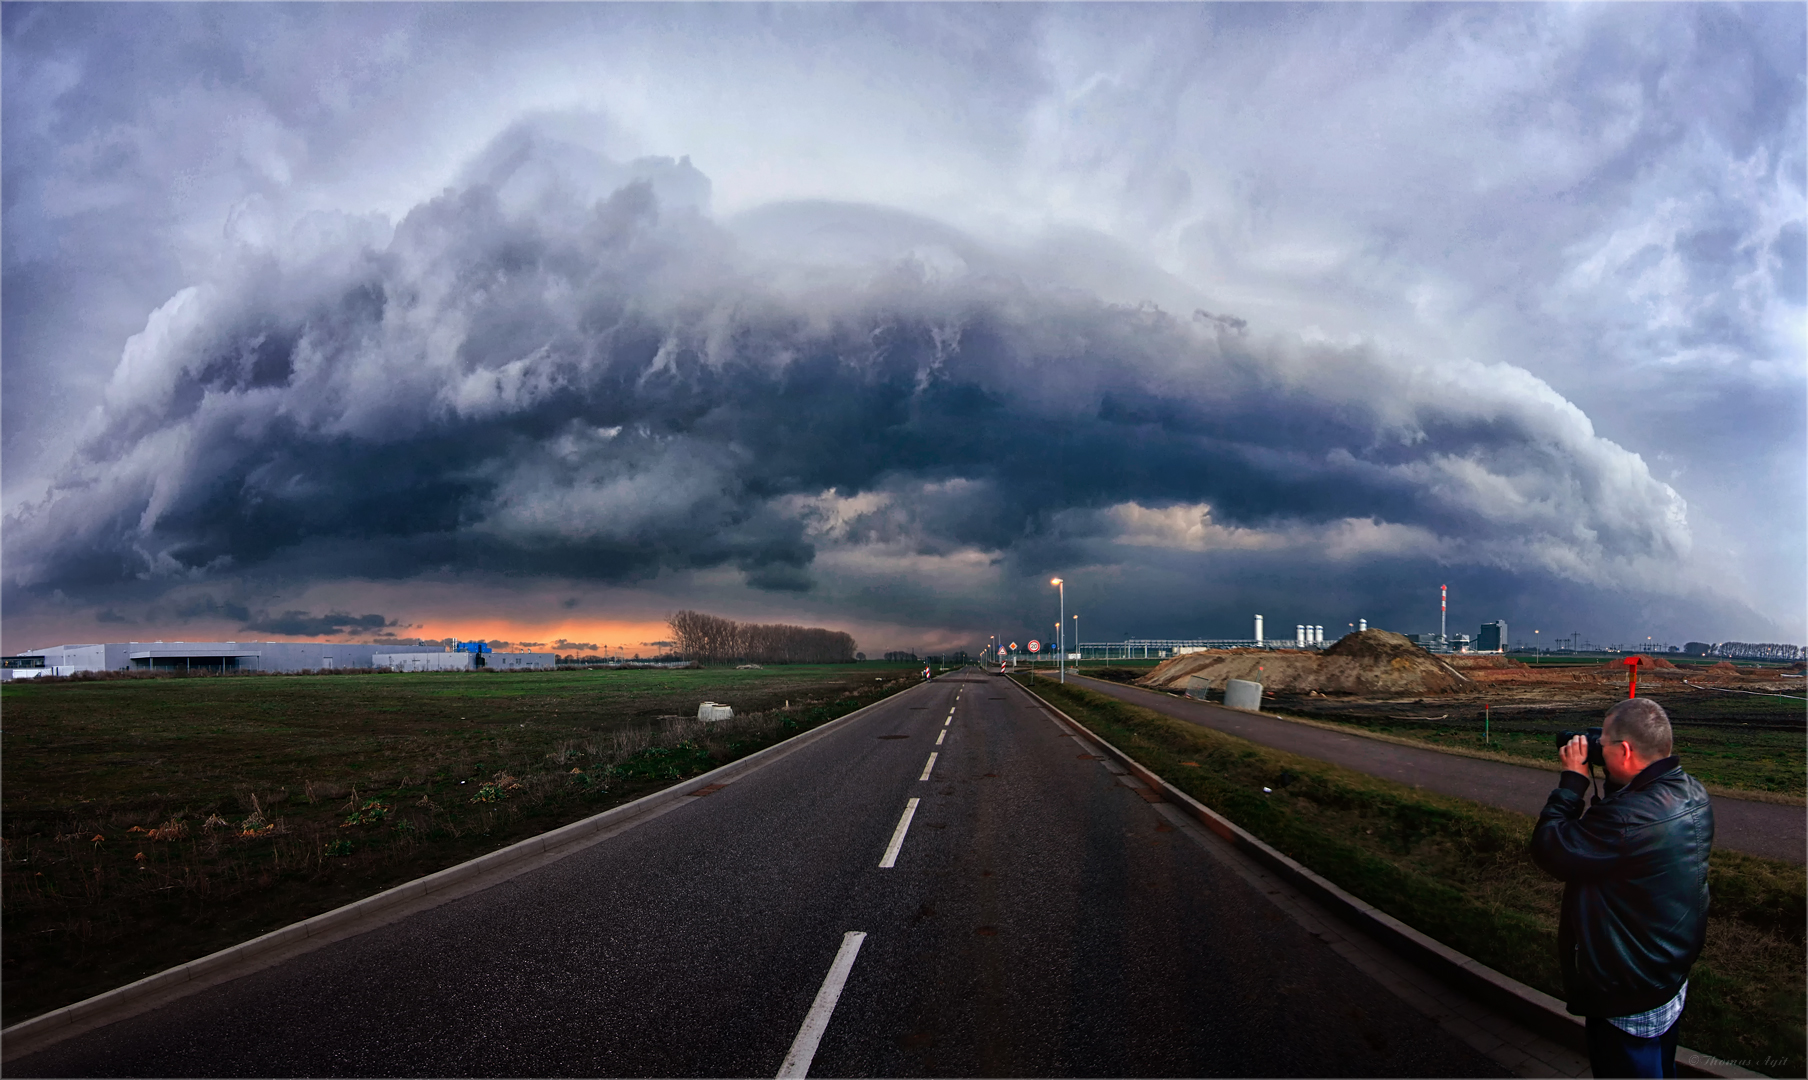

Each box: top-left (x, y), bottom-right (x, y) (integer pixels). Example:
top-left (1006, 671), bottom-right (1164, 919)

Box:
top-left (1586, 1015), bottom-right (1680, 1078)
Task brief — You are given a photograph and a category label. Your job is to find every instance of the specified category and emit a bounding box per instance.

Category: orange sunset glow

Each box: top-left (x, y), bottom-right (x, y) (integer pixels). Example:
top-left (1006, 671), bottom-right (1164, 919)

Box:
top-left (400, 619), bottom-right (675, 653)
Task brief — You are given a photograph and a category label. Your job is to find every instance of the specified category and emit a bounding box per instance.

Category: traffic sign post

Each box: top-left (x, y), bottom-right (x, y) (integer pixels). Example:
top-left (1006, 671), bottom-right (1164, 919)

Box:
top-left (1622, 655), bottom-right (1644, 698)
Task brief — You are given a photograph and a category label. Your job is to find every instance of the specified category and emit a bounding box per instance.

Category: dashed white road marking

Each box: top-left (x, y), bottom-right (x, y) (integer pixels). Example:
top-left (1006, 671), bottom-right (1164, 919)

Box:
top-left (777, 931), bottom-right (868, 1078)
top-left (919, 752), bottom-right (938, 781)
top-left (879, 798), bottom-right (920, 868)
top-left (935, 729), bottom-right (946, 745)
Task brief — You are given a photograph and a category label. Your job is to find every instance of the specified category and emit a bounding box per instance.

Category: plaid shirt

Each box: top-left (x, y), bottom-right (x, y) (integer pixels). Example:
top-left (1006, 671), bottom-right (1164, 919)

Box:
top-left (1609, 980), bottom-right (1687, 1038)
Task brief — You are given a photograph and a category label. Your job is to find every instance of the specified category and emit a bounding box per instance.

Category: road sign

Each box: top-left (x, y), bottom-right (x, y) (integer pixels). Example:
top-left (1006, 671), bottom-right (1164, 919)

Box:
top-left (1009, 642), bottom-right (1018, 651)
top-left (1028, 640), bottom-right (1041, 653)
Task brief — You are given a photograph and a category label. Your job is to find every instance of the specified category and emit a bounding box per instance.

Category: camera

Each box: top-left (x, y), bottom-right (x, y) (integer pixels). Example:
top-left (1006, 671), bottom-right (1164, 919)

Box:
top-left (1556, 727), bottom-right (1605, 767)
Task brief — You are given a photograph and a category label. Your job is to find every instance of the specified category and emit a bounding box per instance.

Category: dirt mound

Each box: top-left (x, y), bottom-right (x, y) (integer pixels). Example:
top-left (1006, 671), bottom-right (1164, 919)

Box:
top-left (1602, 656), bottom-right (1677, 671)
top-left (1445, 655), bottom-right (1526, 670)
top-left (1139, 630), bottom-right (1469, 696)
top-left (1707, 662), bottom-right (1741, 675)
top-left (1323, 629), bottom-right (1428, 663)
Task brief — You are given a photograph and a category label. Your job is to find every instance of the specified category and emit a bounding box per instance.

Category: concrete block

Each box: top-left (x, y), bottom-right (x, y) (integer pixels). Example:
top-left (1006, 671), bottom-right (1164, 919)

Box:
top-left (1224, 678), bottom-right (1263, 710)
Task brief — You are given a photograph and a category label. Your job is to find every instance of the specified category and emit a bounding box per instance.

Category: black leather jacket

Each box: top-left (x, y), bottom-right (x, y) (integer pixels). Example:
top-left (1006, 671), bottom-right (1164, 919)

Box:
top-left (1529, 756), bottom-right (1713, 1017)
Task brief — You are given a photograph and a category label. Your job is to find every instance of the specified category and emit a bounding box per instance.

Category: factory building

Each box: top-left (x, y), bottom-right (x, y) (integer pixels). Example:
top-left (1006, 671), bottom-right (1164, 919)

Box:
top-left (6, 641), bottom-right (552, 676)
top-left (374, 650), bottom-right (556, 671)
top-left (1478, 620), bottom-right (1507, 653)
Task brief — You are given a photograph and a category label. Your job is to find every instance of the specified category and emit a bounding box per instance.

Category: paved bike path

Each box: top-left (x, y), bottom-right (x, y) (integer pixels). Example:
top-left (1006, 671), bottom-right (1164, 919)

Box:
top-left (1066, 675), bottom-right (1804, 865)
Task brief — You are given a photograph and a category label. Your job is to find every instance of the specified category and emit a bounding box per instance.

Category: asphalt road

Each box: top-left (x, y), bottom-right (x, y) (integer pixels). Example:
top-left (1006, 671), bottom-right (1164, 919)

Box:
top-left (13, 673), bottom-right (1505, 1078)
top-left (1068, 673), bottom-right (1806, 865)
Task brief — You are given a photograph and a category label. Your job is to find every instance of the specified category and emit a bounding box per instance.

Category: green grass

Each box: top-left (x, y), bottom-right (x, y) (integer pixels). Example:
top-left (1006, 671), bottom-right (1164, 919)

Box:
top-left (1, 664), bottom-right (913, 1026)
top-left (1262, 690), bottom-right (1805, 798)
top-left (1023, 675), bottom-right (1806, 1073)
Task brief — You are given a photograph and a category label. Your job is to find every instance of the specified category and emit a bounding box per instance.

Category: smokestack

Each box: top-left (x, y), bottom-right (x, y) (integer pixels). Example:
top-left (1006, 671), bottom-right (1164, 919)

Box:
top-left (1441, 585), bottom-right (1448, 642)
top-left (1254, 615), bottom-right (1264, 644)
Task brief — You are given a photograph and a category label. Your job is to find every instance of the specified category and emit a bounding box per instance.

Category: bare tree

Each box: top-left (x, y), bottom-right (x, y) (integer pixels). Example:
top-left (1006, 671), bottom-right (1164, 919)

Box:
top-left (668, 611), bottom-right (857, 664)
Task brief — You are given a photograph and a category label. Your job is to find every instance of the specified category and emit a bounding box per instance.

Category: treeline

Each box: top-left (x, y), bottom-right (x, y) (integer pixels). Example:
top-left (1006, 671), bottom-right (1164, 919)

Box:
top-left (668, 610), bottom-right (858, 664)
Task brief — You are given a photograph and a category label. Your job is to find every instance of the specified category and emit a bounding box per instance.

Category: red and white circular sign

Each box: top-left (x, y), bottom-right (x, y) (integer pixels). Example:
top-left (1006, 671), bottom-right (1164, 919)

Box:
top-left (1028, 639), bottom-right (1041, 653)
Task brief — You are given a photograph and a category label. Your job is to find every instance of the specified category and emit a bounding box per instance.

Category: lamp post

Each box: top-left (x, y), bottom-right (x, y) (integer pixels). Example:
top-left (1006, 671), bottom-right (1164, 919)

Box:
top-left (1073, 614), bottom-right (1079, 673)
top-left (1050, 577), bottom-right (1065, 683)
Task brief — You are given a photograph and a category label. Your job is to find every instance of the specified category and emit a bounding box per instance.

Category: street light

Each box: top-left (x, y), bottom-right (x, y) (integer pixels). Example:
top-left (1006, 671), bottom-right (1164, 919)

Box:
top-left (1050, 578), bottom-right (1065, 683)
top-left (1073, 614), bottom-right (1080, 674)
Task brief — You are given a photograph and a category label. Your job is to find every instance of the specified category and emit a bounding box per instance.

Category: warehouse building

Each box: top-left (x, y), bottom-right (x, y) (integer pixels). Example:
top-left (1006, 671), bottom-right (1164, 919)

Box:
top-left (374, 650), bottom-right (556, 671)
top-left (6, 641), bottom-right (551, 676)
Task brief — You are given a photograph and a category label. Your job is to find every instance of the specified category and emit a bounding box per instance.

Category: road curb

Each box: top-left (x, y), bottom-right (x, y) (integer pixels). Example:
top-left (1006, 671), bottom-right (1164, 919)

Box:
top-left (1015, 677), bottom-right (1765, 1080)
top-left (2, 677), bottom-right (929, 1061)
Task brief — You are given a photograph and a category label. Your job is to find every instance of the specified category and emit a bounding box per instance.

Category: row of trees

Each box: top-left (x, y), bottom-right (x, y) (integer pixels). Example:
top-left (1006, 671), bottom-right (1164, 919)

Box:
top-left (1711, 641), bottom-right (1805, 662)
top-left (668, 610), bottom-right (859, 665)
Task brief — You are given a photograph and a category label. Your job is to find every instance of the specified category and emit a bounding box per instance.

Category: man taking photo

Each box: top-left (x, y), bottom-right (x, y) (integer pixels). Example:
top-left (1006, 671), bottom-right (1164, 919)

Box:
top-left (1530, 697), bottom-right (1713, 1079)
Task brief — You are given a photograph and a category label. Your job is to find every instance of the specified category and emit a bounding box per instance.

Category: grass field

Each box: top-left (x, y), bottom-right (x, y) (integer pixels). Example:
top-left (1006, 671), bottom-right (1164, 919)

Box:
top-left (1022, 675), bottom-right (1806, 1074)
top-left (0, 663), bottom-right (917, 1026)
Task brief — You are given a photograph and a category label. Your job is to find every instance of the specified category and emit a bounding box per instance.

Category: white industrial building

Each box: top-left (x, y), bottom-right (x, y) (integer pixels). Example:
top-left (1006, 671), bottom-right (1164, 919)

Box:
top-left (374, 650), bottom-right (556, 672)
top-left (3, 641), bottom-right (553, 677)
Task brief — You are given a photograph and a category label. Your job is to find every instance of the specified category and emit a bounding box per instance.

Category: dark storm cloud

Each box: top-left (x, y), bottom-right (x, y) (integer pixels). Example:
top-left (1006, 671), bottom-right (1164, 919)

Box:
top-left (240, 610), bottom-right (393, 637)
top-left (172, 595), bottom-right (252, 623)
top-left (4, 130), bottom-right (1692, 614)
top-left (4, 3), bottom-right (1801, 648)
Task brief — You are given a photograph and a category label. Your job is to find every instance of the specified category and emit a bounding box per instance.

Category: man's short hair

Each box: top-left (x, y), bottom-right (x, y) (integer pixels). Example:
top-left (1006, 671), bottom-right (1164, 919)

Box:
top-left (1605, 697), bottom-right (1674, 760)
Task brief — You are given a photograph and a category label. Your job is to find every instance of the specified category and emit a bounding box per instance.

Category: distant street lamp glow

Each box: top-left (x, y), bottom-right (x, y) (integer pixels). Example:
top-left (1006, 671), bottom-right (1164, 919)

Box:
top-left (1050, 577), bottom-right (1066, 683)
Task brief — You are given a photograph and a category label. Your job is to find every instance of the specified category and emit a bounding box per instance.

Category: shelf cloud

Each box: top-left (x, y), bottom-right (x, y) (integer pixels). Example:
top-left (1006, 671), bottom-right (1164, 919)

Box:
top-left (8, 128), bottom-right (1693, 607)
top-left (3, 4), bottom-right (1799, 649)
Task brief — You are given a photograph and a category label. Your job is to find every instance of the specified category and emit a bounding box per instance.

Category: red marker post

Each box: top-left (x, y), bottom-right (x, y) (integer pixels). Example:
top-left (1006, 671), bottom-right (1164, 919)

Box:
top-left (1622, 655), bottom-right (1644, 698)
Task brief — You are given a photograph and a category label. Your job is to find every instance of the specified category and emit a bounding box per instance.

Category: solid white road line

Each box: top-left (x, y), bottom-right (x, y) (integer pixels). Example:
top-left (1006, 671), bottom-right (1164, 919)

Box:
top-left (878, 798), bottom-right (920, 868)
top-left (935, 729), bottom-right (946, 745)
top-left (777, 931), bottom-right (868, 1078)
top-left (919, 752), bottom-right (938, 781)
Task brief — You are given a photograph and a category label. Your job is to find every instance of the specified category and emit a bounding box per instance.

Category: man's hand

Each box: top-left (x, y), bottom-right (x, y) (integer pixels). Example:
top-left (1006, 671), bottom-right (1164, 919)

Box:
top-left (1560, 734), bottom-right (1590, 777)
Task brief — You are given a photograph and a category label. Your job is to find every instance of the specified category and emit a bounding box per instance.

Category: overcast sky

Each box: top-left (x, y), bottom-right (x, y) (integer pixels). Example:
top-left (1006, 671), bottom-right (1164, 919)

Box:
top-left (4, 3), bottom-right (1803, 656)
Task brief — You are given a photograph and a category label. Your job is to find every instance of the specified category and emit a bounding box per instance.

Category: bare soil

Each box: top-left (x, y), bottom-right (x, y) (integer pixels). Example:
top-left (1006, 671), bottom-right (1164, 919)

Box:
top-left (1139, 630), bottom-right (1469, 695)
top-left (1133, 632), bottom-right (1805, 796)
